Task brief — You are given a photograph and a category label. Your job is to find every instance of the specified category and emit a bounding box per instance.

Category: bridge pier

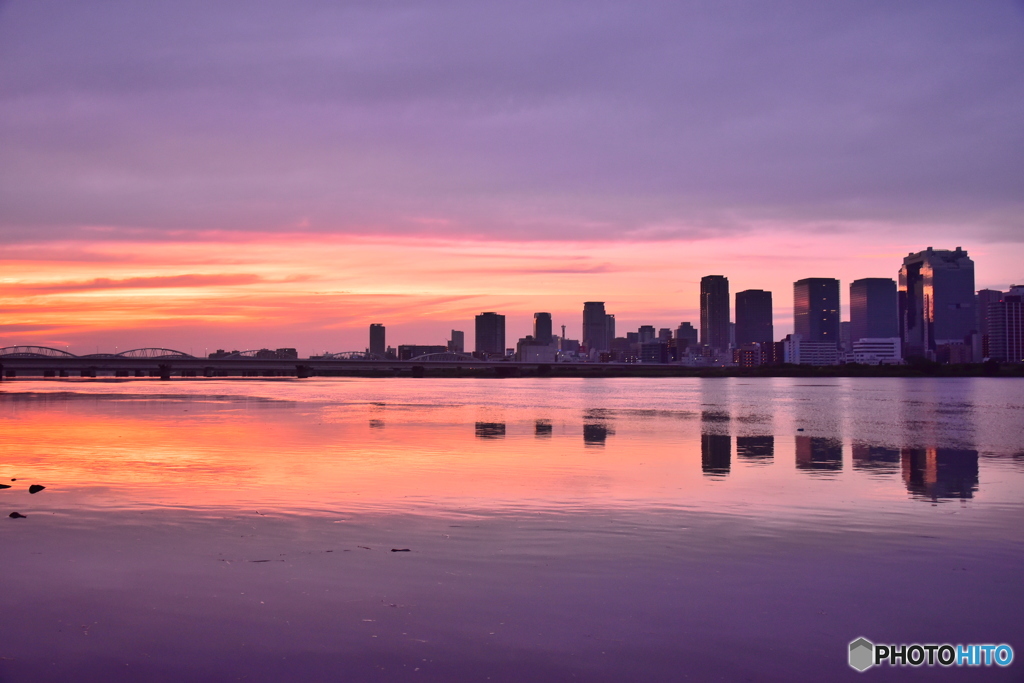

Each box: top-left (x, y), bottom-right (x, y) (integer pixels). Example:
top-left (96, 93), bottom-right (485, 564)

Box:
top-left (60, 369), bottom-right (68, 378)
top-left (158, 364), bottom-right (171, 381)
top-left (296, 364), bottom-right (311, 378)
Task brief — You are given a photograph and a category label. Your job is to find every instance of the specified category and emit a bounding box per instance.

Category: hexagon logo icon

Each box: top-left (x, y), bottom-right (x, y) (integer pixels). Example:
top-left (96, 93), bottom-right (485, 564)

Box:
top-left (849, 637), bottom-right (874, 672)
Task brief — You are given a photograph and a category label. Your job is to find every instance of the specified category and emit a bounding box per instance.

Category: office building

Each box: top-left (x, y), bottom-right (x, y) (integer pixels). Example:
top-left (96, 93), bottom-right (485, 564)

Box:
top-left (975, 289), bottom-right (1003, 360)
top-left (676, 322), bottom-right (698, 351)
top-left (735, 289), bottom-right (773, 346)
top-left (988, 288), bottom-right (1023, 363)
top-left (849, 278), bottom-right (898, 344)
top-left (533, 312), bottom-right (553, 345)
top-left (851, 338), bottom-right (902, 365)
top-left (899, 247), bottom-right (975, 358)
top-left (369, 324), bottom-right (385, 356)
top-left (794, 278), bottom-right (840, 345)
top-left (448, 330), bottom-right (465, 354)
top-left (700, 275), bottom-right (730, 350)
top-left (783, 334), bottom-right (840, 366)
top-left (638, 325), bottom-right (656, 343)
top-left (583, 302), bottom-right (610, 352)
top-left (475, 312), bottom-right (506, 355)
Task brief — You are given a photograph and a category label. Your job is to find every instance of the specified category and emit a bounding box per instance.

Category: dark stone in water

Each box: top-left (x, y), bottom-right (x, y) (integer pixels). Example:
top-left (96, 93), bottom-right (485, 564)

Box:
top-left (391, 548), bottom-right (411, 552)
top-left (29, 485), bottom-right (45, 494)
top-left (0, 484), bottom-right (10, 490)
top-left (9, 512), bottom-right (26, 519)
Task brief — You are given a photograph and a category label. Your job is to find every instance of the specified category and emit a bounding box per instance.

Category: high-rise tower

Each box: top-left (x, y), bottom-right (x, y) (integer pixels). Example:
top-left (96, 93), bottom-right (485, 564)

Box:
top-left (735, 289), bottom-right (773, 346)
top-left (700, 275), bottom-right (730, 350)
top-left (583, 302), bottom-right (609, 352)
top-left (475, 312), bottom-right (506, 355)
top-left (898, 247), bottom-right (975, 358)
top-left (793, 278), bottom-right (840, 345)
top-left (369, 324), bottom-right (385, 356)
top-left (533, 312), bottom-right (553, 345)
top-left (849, 278), bottom-right (898, 343)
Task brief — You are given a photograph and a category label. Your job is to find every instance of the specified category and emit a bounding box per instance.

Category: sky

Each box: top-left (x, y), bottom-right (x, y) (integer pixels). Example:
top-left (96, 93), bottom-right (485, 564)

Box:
top-left (1, 0), bottom-right (1022, 355)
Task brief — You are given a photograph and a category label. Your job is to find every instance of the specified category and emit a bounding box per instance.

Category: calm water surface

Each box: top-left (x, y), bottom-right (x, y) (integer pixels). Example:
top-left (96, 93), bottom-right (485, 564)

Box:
top-left (1, 377), bottom-right (1022, 681)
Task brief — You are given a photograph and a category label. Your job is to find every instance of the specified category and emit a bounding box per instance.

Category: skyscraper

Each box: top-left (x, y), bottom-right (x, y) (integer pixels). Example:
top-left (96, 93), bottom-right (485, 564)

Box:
top-left (899, 247), bottom-right (975, 358)
top-left (700, 275), bottom-right (730, 350)
top-left (849, 278), bottom-right (898, 343)
top-left (987, 287), bottom-right (1023, 363)
top-left (583, 302), bottom-right (609, 352)
top-left (793, 278), bottom-right (840, 344)
top-left (734, 289), bottom-right (773, 346)
top-left (369, 323), bottom-right (385, 356)
top-left (475, 312), bottom-right (505, 355)
top-left (533, 312), bottom-right (553, 345)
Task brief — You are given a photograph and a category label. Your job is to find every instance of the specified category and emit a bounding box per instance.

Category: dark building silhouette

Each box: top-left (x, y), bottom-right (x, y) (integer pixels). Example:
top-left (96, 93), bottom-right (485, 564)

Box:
top-left (700, 275), bottom-right (730, 350)
top-left (794, 278), bottom-right (840, 345)
top-left (533, 312), bottom-right (553, 345)
top-left (735, 289), bottom-right (773, 346)
top-left (448, 330), bottom-right (465, 354)
top-left (737, 436), bottom-right (773, 462)
top-left (901, 447), bottom-right (978, 500)
top-left (899, 247), bottom-right (975, 358)
top-left (676, 322), bottom-right (698, 352)
top-left (975, 289), bottom-right (1003, 359)
top-left (852, 443), bottom-right (901, 474)
top-left (475, 422), bottom-right (506, 439)
top-left (988, 290), bottom-right (1023, 362)
top-left (397, 344), bottom-right (446, 360)
top-left (849, 279), bottom-right (898, 343)
top-left (369, 323), bottom-right (386, 356)
top-left (475, 312), bottom-right (506, 355)
top-left (535, 420), bottom-right (552, 437)
top-left (701, 434), bottom-right (731, 476)
top-left (583, 302), bottom-right (610, 352)
top-left (795, 436), bottom-right (842, 472)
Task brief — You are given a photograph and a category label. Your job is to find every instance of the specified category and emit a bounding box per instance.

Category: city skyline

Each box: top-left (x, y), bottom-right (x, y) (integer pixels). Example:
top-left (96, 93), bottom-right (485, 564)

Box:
top-left (0, 245), bottom-right (1019, 356)
top-left (1, 3), bottom-right (1022, 354)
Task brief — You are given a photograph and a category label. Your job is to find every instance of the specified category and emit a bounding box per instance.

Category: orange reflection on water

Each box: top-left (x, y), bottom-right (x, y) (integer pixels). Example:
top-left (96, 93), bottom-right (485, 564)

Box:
top-left (0, 398), bottom-right (706, 513)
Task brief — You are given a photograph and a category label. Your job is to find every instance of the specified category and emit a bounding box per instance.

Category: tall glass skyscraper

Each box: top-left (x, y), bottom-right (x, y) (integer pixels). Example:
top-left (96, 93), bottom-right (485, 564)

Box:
top-left (583, 302), bottom-right (610, 352)
top-left (898, 247), bottom-right (975, 358)
top-left (793, 278), bottom-right (840, 344)
top-left (849, 278), bottom-right (898, 343)
top-left (369, 323), bottom-right (385, 356)
top-left (533, 312), bottom-right (553, 345)
top-left (475, 312), bottom-right (506, 355)
top-left (735, 289), bottom-right (773, 346)
top-left (700, 275), bottom-right (730, 350)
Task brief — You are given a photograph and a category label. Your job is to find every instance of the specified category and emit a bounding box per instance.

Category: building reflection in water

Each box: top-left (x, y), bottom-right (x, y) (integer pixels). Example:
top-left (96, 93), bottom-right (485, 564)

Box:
top-left (901, 447), bottom-right (978, 500)
top-left (701, 434), bottom-right (731, 477)
top-left (583, 422), bottom-right (613, 447)
top-left (535, 420), bottom-right (552, 438)
top-left (475, 422), bottom-right (506, 439)
top-left (369, 419), bottom-right (384, 429)
top-left (795, 436), bottom-right (842, 473)
top-left (851, 443), bottom-right (900, 474)
top-left (736, 436), bottom-right (773, 463)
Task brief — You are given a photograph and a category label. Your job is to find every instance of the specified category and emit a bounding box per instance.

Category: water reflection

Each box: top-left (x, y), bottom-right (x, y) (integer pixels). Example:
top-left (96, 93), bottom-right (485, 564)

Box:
top-left (535, 420), bottom-right (552, 437)
top-left (583, 422), bottom-right (613, 447)
top-left (795, 436), bottom-right (842, 474)
top-left (901, 447), bottom-right (979, 500)
top-left (701, 434), bottom-right (731, 477)
top-left (736, 436), bottom-right (773, 463)
top-left (852, 443), bottom-right (899, 474)
top-left (475, 422), bottom-right (506, 439)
